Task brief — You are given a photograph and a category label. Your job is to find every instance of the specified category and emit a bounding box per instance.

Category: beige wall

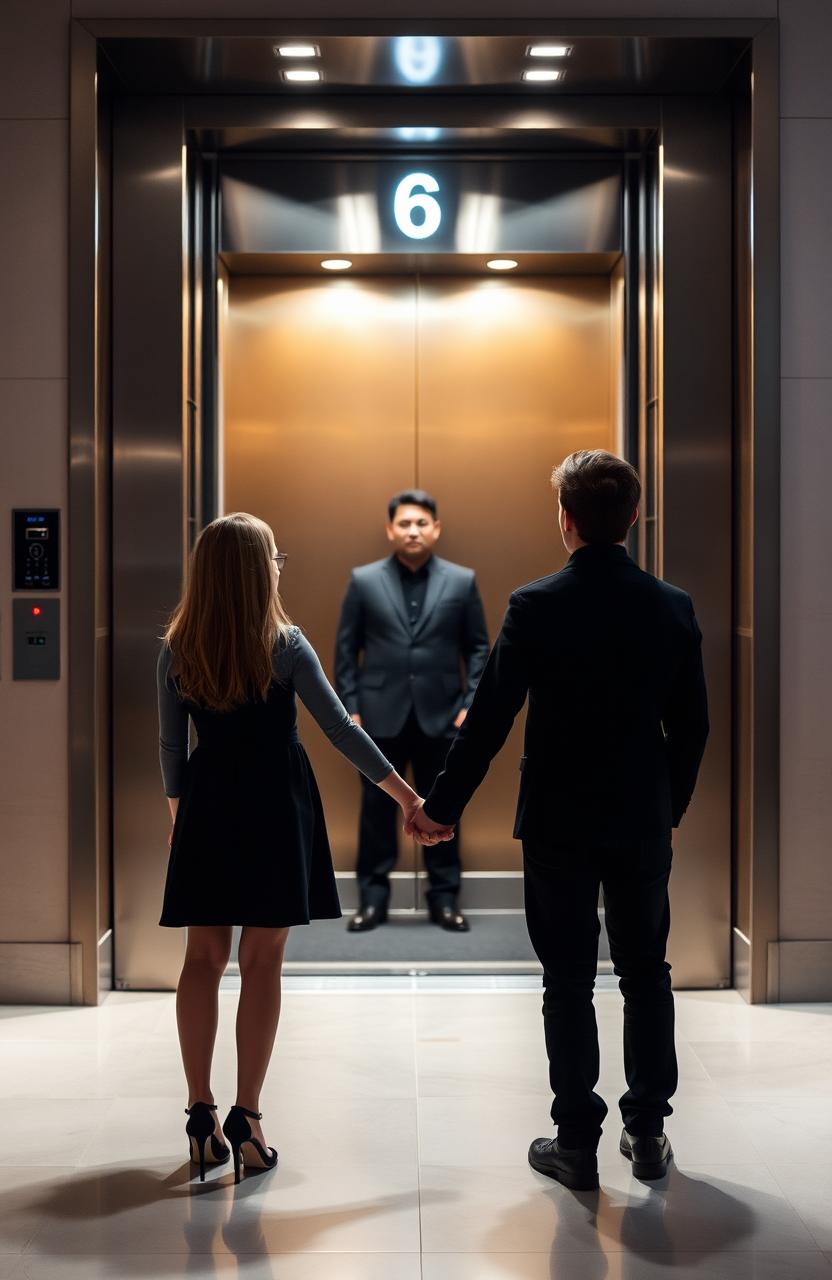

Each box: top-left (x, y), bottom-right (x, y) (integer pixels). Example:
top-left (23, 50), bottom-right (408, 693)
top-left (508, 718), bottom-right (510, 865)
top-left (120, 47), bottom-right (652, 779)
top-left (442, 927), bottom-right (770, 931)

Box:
top-left (777, 0), bottom-right (832, 999)
top-left (4, 0), bottom-right (831, 1000)
top-left (0, 1), bottom-right (72, 1001)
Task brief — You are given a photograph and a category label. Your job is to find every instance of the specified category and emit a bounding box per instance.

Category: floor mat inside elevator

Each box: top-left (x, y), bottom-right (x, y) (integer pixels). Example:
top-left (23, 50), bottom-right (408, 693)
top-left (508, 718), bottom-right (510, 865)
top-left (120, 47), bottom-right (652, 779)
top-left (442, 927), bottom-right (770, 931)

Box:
top-left (271, 912), bottom-right (613, 969)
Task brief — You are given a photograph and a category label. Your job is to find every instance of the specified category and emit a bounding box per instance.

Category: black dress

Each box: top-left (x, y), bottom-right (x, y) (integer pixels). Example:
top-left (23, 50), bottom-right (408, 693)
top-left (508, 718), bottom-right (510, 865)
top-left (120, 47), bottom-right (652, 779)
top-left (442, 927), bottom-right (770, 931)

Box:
top-left (157, 626), bottom-right (393, 928)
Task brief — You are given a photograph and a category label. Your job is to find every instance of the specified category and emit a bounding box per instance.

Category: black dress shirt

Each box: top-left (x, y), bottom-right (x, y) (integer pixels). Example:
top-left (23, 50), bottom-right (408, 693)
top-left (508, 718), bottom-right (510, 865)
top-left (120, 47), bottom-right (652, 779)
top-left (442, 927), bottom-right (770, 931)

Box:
top-left (395, 554), bottom-right (432, 628)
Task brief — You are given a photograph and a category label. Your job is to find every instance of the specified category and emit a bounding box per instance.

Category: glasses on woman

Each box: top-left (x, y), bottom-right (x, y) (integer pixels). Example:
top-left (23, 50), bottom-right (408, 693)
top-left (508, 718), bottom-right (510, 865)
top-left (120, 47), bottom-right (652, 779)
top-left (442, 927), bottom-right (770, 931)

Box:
top-left (272, 550), bottom-right (288, 571)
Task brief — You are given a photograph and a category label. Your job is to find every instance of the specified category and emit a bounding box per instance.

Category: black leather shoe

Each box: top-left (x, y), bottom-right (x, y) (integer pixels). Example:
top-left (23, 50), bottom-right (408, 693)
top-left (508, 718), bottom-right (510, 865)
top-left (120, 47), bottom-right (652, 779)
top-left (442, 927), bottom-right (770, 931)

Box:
top-left (528, 1137), bottom-right (599, 1190)
top-left (619, 1129), bottom-right (673, 1180)
top-left (429, 904), bottom-right (470, 932)
top-left (347, 904), bottom-right (387, 932)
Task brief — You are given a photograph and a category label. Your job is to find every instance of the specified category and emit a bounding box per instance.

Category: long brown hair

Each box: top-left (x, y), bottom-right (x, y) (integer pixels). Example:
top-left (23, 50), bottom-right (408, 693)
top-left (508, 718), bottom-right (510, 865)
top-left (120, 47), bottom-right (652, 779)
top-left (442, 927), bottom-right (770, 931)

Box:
top-left (164, 513), bottom-right (292, 711)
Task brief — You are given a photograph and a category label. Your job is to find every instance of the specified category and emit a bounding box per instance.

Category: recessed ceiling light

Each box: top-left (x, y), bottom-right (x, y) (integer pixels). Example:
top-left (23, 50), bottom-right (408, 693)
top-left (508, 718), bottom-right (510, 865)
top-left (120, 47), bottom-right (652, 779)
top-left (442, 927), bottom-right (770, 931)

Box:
top-left (522, 68), bottom-right (564, 83)
top-left (487, 259), bottom-right (519, 271)
top-left (283, 68), bottom-right (322, 83)
top-left (527, 44), bottom-right (572, 58)
top-left (275, 44), bottom-right (320, 58)
top-left (321, 259), bottom-right (352, 271)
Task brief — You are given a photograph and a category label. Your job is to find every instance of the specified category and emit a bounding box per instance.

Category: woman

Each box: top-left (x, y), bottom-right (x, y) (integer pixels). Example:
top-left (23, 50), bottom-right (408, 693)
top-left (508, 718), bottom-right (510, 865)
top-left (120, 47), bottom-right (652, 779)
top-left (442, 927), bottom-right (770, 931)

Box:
top-left (157, 513), bottom-right (448, 1183)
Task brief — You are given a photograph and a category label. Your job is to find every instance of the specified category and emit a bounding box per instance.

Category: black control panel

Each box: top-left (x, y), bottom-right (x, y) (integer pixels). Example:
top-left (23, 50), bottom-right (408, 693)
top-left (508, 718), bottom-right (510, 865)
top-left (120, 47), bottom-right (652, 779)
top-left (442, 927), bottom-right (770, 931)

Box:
top-left (13, 598), bottom-right (60, 680)
top-left (13, 509), bottom-right (60, 591)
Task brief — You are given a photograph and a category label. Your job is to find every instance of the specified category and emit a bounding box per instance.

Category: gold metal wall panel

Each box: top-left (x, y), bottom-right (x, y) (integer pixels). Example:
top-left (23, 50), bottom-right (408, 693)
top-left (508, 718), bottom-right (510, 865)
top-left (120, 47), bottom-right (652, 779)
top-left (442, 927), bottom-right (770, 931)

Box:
top-left (222, 276), bottom-right (418, 873)
top-left (223, 273), bottom-right (617, 877)
top-left (417, 275), bottom-right (618, 870)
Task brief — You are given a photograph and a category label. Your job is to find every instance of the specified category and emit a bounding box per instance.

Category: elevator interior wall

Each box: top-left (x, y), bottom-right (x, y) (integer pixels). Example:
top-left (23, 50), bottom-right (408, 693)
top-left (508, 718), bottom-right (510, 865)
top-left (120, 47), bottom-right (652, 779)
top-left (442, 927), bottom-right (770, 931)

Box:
top-left (221, 270), bottom-right (622, 882)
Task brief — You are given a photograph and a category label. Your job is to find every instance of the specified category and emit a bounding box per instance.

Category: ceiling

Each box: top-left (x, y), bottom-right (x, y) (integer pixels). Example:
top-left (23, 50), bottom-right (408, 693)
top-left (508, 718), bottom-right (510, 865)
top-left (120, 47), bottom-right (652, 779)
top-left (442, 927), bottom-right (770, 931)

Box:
top-left (99, 33), bottom-right (750, 97)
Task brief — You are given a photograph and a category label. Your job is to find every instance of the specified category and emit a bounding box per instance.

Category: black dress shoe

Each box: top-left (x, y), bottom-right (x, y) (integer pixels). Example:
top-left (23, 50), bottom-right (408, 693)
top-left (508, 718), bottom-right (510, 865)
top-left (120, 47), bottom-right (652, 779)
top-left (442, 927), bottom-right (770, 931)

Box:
top-left (347, 904), bottom-right (387, 932)
top-left (619, 1129), bottom-right (673, 1180)
top-left (528, 1137), bottom-right (599, 1190)
top-left (429, 904), bottom-right (470, 932)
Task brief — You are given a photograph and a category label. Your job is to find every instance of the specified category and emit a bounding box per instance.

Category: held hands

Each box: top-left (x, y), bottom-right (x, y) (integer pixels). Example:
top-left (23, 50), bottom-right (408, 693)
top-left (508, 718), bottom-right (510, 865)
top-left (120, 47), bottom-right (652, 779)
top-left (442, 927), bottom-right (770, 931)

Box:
top-left (403, 798), bottom-right (456, 846)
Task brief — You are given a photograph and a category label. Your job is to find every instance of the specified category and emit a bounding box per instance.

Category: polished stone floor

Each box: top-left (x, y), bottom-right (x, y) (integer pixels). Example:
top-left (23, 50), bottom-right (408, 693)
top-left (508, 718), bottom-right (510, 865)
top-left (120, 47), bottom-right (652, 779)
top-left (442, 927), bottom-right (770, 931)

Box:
top-left (0, 981), bottom-right (831, 1279)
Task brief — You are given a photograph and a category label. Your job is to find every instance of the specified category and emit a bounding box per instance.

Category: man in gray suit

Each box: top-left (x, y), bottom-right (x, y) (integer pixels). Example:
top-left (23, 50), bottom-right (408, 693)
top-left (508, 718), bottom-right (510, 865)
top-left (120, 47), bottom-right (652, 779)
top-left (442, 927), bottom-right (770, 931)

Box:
top-left (335, 489), bottom-right (490, 932)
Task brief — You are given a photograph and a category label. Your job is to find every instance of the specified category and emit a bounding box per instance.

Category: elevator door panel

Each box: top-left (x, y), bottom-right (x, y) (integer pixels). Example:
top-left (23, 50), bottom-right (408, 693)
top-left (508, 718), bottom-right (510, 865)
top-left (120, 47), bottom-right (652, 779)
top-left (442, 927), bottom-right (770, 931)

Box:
top-left (417, 276), bottom-right (618, 869)
top-left (222, 273), bottom-right (618, 881)
top-left (223, 276), bottom-right (418, 872)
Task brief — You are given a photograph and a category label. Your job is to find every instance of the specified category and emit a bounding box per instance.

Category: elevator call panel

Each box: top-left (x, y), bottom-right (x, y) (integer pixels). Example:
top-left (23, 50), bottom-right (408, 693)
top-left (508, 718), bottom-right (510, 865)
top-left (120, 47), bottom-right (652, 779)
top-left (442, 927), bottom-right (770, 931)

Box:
top-left (13, 509), bottom-right (60, 590)
top-left (13, 599), bottom-right (60, 680)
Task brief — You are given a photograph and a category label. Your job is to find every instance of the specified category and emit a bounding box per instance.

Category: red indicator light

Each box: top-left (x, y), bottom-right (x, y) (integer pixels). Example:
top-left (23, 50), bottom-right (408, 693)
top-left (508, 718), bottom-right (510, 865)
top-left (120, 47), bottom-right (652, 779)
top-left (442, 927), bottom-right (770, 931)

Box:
top-left (32, 607), bottom-right (42, 617)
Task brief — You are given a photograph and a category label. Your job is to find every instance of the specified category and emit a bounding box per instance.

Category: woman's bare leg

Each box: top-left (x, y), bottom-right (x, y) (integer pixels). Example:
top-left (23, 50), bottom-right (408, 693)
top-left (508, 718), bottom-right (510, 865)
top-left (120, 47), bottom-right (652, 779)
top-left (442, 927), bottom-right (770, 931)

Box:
top-left (235, 926), bottom-right (290, 1146)
top-left (176, 924), bottom-right (232, 1136)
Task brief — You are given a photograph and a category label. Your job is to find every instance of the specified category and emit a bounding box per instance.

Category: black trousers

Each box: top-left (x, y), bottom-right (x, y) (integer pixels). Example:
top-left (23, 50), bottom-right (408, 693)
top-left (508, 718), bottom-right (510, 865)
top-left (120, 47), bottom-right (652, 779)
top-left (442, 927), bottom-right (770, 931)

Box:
top-left (358, 711), bottom-right (461, 909)
top-left (523, 837), bottom-right (678, 1150)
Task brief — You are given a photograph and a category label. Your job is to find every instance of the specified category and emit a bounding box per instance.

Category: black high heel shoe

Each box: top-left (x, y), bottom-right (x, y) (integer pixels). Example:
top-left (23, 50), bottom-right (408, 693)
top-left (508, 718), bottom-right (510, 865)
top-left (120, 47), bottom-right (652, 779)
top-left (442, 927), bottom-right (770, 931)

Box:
top-left (185, 1101), bottom-right (230, 1182)
top-left (222, 1105), bottom-right (278, 1185)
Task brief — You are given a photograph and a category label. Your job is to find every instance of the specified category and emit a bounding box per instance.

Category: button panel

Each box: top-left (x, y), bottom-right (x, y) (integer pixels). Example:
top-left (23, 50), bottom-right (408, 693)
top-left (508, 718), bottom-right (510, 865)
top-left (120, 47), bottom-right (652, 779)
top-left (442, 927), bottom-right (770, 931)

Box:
top-left (13, 509), bottom-right (60, 590)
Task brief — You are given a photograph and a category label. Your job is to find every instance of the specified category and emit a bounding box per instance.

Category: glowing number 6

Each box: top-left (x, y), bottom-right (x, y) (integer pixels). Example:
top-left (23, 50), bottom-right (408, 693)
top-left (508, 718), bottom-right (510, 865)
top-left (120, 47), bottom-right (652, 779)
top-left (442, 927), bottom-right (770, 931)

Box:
top-left (394, 172), bottom-right (442, 240)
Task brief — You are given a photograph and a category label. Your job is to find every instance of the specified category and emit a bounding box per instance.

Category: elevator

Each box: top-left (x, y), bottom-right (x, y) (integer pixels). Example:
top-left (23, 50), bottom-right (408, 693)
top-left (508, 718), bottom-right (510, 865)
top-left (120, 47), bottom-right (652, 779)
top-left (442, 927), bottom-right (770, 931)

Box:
top-left (68, 25), bottom-right (781, 1000)
top-left (222, 267), bottom-right (623, 907)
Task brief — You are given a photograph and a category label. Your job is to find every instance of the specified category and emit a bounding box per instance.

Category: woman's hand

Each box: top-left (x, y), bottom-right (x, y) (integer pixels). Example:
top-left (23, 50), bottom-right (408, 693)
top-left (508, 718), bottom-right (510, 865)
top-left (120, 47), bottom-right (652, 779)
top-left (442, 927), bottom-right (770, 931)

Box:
top-left (405, 798), bottom-right (456, 846)
top-left (377, 772), bottom-right (451, 843)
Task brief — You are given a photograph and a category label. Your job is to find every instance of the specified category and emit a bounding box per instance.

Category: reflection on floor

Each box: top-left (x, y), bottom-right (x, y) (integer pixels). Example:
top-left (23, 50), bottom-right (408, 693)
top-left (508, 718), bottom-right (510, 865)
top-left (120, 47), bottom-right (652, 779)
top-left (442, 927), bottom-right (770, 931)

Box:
top-left (0, 985), bottom-right (831, 1278)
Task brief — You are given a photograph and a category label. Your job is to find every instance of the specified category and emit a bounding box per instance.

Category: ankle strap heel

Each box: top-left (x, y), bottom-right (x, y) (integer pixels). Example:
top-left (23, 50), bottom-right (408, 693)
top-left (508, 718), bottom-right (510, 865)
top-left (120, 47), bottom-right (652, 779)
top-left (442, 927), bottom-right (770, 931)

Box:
top-left (185, 1102), bottom-right (229, 1181)
top-left (222, 1106), bottom-right (278, 1185)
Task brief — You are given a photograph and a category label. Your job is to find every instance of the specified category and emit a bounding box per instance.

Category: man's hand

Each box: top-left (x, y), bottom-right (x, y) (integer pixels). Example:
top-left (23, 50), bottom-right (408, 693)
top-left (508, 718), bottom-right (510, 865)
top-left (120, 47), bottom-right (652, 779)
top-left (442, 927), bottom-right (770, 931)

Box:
top-left (453, 708), bottom-right (468, 729)
top-left (406, 800), bottom-right (456, 846)
top-left (350, 713), bottom-right (363, 727)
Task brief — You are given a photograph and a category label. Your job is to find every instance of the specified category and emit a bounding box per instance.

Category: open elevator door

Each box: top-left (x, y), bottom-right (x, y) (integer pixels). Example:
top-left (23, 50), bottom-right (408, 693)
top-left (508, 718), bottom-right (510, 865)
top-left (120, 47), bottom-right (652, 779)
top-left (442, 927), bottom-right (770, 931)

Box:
top-left (214, 153), bottom-right (626, 971)
top-left (110, 89), bottom-right (730, 989)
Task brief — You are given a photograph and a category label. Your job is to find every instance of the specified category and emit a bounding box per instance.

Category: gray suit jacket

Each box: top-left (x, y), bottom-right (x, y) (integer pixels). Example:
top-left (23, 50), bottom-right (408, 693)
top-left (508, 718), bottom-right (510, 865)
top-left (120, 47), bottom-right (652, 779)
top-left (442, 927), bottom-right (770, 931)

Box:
top-left (334, 555), bottom-right (490, 739)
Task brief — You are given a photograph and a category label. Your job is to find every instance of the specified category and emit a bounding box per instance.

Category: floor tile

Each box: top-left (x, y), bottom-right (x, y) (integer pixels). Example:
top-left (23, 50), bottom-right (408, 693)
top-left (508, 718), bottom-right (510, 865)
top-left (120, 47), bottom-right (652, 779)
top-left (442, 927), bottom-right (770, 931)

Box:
top-left (2, 990), bottom-right (832, 1276)
top-left (419, 1161), bottom-right (817, 1254)
top-left (266, 1035), bottom-right (417, 1101)
top-left (0, 995), bottom-right (166, 1044)
top-left (770, 1165), bottom-right (832, 1250)
top-left (673, 993), bottom-right (832, 1045)
top-left (422, 1252), bottom-right (832, 1279)
top-left (727, 1098), bottom-right (832, 1168)
top-left (0, 1167), bottom-right (77, 1256)
top-left (689, 1040), bottom-right (832, 1100)
top-left (415, 1037), bottom-right (551, 1098)
top-left (0, 1101), bottom-right (113, 1168)
top-left (28, 1160), bottom-right (421, 1256)
top-left (19, 1253), bottom-right (421, 1278)
top-left (258, 1095), bottom-right (418, 1168)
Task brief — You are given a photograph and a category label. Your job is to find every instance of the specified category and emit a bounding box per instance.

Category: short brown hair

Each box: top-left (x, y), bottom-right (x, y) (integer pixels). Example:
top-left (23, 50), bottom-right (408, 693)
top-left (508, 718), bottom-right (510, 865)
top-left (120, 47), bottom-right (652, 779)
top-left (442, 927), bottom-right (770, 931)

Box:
top-left (551, 450), bottom-right (640, 545)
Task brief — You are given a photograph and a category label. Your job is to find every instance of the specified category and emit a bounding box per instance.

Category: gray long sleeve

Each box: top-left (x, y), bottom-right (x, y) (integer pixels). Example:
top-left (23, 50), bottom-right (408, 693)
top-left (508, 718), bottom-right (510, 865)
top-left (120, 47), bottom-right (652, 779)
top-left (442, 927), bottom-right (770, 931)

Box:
top-left (281, 628), bottom-right (393, 783)
top-left (157, 631), bottom-right (393, 797)
top-left (157, 644), bottom-right (189, 798)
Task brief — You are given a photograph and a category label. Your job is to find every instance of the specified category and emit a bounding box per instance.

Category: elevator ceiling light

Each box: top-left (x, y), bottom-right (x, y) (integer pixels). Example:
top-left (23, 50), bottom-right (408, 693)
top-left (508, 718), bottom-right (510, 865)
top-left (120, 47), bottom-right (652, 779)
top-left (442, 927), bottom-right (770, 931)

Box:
top-left (321, 259), bottom-right (353, 271)
top-left (275, 44), bottom-right (320, 58)
top-left (522, 68), bottom-right (564, 82)
top-left (487, 259), bottom-right (519, 271)
top-left (527, 44), bottom-right (572, 58)
top-left (283, 68), bottom-right (322, 83)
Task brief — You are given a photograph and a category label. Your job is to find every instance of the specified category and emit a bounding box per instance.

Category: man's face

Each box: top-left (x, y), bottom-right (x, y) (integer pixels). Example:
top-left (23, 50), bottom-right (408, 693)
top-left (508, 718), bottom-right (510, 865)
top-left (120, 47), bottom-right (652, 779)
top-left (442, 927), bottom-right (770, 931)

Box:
top-left (386, 504), bottom-right (441, 561)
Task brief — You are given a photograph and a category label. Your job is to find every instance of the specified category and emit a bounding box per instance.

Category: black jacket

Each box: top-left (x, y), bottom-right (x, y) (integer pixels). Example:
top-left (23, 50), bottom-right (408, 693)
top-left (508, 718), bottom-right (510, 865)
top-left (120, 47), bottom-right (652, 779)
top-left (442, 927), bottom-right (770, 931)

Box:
top-left (423, 544), bottom-right (709, 842)
top-left (334, 555), bottom-right (490, 739)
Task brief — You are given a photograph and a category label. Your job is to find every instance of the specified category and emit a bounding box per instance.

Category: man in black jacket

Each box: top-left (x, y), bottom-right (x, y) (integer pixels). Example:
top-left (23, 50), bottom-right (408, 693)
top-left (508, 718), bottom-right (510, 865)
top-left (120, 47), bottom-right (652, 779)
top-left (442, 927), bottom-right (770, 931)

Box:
top-left (411, 451), bottom-right (709, 1189)
top-left (335, 489), bottom-right (490, 933)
